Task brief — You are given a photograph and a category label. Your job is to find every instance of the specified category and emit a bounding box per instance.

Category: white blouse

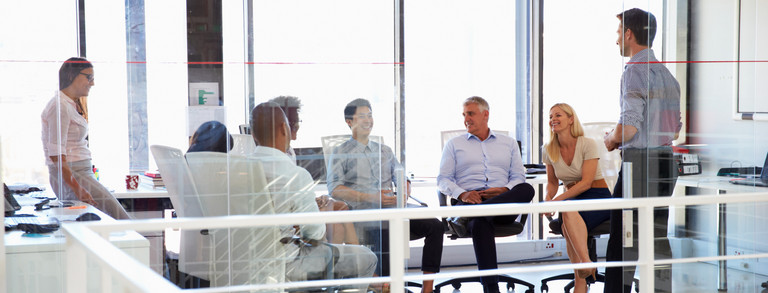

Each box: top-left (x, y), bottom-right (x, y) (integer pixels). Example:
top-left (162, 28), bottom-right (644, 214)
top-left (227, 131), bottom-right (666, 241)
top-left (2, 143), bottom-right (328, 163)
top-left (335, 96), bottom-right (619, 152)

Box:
top-left (41, 91), bottom-right (91, 165)
top-left (543, 136), bottom-right (604, 187)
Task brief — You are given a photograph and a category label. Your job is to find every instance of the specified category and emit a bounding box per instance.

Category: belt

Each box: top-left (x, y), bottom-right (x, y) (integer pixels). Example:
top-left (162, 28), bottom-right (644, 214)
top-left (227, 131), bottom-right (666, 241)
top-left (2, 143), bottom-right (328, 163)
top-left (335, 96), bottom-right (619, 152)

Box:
top-left (566, 179), bottom-right (608, 190)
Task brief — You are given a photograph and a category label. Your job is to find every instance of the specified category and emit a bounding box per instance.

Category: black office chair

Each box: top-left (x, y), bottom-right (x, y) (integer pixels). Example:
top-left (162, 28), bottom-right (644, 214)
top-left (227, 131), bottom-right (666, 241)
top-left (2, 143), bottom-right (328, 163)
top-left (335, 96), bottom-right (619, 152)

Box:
top-left (434, 191), bottom-right (535, 293)
top-left (540, 218), bottom-right (638, 293)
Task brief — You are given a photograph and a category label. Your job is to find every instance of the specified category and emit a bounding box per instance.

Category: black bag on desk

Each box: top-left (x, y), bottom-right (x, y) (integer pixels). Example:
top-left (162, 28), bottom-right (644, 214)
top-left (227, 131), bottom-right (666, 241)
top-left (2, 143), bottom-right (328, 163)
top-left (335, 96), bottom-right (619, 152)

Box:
top-left (622, 147), bottom-right (678, 198)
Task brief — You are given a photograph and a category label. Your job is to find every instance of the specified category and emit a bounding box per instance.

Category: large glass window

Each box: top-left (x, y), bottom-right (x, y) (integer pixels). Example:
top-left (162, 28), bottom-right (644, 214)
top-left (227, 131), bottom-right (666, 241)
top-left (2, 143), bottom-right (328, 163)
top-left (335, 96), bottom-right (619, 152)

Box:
top-left (5, 1), bottom-right (768, 292)
top-left (405, 1), bottom-right (520, 180)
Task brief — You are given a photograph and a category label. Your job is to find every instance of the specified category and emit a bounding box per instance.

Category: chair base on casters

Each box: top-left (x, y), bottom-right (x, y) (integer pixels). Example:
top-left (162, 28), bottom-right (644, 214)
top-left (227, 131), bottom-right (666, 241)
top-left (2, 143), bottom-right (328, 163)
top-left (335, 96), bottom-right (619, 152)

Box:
top-left (405, 281), bottom-right (423, 293)
top-left (540, 272), bottom-right (604, 293)
top-left (540, 272), bottom-right (639, 293)
top-left (434, 275), bottom-right (535, 293)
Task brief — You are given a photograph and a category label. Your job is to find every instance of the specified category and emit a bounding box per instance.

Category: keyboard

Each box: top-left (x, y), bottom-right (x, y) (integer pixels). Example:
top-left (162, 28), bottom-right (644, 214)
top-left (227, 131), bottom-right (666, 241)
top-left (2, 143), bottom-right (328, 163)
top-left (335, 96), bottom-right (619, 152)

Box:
top-left (5, 216), bottom-right (61, 233)
top-left (6, 216), bottom-right (44, 226)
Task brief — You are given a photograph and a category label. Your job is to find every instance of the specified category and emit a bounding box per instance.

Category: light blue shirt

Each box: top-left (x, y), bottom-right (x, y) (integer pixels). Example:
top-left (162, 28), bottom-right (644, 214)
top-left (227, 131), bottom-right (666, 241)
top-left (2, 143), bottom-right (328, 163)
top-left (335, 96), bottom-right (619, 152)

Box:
top-left (619, 49), bottom-right (682, 149)
top-left (438, 130), bottom-right (526, 199)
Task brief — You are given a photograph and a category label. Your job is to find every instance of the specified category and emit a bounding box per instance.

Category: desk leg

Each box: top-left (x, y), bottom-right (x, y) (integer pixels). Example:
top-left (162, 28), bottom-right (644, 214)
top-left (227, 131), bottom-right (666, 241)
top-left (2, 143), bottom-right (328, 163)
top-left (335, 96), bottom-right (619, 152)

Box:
top-left (717, 190), bottom-right (727, 291)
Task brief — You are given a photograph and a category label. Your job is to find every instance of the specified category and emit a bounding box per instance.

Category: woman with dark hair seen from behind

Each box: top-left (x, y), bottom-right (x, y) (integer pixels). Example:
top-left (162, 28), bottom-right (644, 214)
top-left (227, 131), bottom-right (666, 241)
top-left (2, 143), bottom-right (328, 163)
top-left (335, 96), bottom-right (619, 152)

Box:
top-left (41, 57), bottom-right (130, 220)
top-left (543, 103), bottom-right (611, 293)
top-left (187, 121), bottom-right (233, 153)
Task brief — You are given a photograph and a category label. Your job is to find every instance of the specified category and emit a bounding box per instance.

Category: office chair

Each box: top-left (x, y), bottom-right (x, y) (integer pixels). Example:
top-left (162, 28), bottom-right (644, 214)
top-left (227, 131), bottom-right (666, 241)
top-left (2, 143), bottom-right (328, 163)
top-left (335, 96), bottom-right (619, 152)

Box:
top-left (320, 134), bottom-right (384, 171)
top-left (540, 219), bottom-right (611, 293)
top-left (185, 152), bottom-right (285, 287)
top-left (230, 134), bottom-right (257, 156)
top-left (150, 145), bottom-right (210, 287)
top-left (435, 129), bottom-right (534, 292)
top-left (434, 191), bottom-right (536, 293)
top-left (581, 122), bottom-right (622, 192)
top-left (539, 123), bottom-right (631, 292)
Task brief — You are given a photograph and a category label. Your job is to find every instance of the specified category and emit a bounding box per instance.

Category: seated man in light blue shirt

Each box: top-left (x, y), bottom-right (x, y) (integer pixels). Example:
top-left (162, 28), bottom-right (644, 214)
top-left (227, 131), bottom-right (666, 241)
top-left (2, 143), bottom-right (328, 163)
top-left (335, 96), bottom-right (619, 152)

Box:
top-left (437, 96), bottom-right (535, 293)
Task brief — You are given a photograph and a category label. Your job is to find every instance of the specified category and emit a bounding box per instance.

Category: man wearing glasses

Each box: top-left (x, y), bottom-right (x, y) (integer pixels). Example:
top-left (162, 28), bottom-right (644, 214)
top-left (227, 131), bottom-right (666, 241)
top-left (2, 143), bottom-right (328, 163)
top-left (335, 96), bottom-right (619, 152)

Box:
top-left (269, 95), bottom-right (302, 163)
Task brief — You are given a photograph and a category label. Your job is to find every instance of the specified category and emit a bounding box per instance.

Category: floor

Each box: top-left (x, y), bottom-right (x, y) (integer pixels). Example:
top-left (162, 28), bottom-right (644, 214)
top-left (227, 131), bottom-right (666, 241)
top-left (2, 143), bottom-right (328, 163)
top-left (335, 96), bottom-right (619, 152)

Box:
top-left (404, 260), bottom-right (768, 293)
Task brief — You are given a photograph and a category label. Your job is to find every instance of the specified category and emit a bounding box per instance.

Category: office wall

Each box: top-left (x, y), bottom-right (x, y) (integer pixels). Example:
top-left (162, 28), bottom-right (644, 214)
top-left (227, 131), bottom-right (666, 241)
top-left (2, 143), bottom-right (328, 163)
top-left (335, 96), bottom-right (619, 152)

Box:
top-left (689, 0), bottom-right (768, 166)
top-left (688, 0), bottom-right (768, 259)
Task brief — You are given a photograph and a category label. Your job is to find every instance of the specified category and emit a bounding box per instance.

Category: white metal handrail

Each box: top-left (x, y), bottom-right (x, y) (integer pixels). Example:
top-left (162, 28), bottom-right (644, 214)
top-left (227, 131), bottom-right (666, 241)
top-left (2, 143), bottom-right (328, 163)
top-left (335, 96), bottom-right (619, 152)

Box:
top-left (63, 191), bottom-right (768, 293)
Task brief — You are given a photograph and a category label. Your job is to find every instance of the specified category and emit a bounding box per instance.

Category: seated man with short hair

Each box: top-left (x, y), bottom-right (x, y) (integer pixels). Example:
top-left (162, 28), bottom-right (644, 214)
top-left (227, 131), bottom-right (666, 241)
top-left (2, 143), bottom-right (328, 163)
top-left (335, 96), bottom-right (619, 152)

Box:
top-left (438, 96), bottom-right (535, 293)
top-left (327, 98), bottom-right (444, 293)
top-left (250, 102), bottom-right (376, 290)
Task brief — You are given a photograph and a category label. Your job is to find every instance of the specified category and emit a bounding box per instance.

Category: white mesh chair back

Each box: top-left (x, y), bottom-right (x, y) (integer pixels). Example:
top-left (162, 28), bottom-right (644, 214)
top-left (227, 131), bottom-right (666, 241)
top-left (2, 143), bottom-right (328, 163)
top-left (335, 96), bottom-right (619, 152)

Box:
top-left (149, 145), bottom-right (210, 280)
top-left (185, 152), bottom-right (283, 287)
top-left (231, 134), bottom-right (257, 156)
top-left (321, 134), bottom-right (383, 176)
top-left (582, 122), bottom-right (622, 192)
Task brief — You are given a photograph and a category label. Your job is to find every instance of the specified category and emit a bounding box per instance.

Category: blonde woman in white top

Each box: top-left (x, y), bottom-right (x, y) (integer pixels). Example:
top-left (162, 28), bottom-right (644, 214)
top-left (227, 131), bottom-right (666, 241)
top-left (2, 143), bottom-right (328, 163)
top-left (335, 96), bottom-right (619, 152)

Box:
top-left (41, 57), bottom-right (129, 220)
top-left (543, 103), bottom-right (610, 293)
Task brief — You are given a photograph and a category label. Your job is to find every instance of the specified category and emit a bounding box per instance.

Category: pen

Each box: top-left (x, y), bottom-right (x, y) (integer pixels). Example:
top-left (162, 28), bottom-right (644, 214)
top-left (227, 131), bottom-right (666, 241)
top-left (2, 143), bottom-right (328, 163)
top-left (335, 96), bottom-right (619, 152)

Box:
top-left (67, 205), bottom-right (87, 209)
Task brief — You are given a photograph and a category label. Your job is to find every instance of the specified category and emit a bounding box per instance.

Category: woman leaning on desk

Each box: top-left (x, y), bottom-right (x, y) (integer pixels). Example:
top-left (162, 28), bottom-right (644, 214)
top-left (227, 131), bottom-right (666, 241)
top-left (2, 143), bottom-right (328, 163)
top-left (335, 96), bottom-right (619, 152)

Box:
top-left (41, 57), bottom-right (130, 220)
top-left (542, 103), bottom-right (610, 293)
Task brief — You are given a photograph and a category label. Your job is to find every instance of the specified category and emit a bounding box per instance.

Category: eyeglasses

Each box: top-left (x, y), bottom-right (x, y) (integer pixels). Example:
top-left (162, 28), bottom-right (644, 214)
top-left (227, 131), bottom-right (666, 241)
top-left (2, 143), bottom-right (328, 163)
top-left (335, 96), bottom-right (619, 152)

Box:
top-left (79, 72), bottom-right (94, 82)
top-left (355, 113), bottom-right (373, 120)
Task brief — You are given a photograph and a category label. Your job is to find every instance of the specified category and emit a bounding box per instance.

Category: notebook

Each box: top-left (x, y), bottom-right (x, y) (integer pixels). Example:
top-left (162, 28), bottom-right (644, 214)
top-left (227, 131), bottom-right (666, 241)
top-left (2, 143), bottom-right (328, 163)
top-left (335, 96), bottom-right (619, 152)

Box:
top-left (730, 153), bottom-right (768, 187)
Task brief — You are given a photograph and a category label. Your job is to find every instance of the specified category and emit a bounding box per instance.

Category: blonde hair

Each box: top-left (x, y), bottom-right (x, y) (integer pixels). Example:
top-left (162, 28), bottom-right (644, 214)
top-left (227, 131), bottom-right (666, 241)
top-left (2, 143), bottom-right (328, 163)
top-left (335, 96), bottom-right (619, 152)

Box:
top-left (544, 103), bottom-right (584, 162)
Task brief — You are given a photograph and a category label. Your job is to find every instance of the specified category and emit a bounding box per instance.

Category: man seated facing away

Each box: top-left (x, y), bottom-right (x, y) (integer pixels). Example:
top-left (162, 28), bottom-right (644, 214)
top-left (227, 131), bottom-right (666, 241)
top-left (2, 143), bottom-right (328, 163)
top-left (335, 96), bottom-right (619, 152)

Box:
top-left (437, 96), bottom-right (535, 293)
top-left (249, 102), bottom-right (376, 291)
top-left (327, 98), bottom-right (444, 293)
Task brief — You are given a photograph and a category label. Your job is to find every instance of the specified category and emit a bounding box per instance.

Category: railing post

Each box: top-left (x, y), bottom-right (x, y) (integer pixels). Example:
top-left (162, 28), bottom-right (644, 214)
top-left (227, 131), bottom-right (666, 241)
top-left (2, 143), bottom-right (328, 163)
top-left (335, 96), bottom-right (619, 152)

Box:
top-left (389, 216), bottom-right (405, 293)
top-left (638, 205), bottom-right (655, 293)
top-left (66, 238), bottom-right (87, 293)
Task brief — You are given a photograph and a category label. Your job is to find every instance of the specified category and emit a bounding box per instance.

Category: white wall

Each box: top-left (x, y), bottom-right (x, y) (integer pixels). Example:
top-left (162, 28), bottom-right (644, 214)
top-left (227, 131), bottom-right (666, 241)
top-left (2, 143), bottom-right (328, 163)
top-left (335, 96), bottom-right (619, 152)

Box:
top-left (688, 0), bottom-right (768, 262)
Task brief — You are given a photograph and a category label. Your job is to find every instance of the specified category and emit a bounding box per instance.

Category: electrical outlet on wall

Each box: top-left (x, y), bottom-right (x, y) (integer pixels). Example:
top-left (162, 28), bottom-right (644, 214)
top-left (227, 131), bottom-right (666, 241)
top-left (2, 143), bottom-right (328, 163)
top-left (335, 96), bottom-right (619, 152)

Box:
top-left (537, 241), bottom-right (558, 251)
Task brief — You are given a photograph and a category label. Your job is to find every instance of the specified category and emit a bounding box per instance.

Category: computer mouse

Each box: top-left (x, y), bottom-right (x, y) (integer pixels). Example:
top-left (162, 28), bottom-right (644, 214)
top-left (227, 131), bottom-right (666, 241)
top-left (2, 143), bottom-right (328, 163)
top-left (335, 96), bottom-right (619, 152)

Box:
top-left (76, 212), bottom-right (101, 222)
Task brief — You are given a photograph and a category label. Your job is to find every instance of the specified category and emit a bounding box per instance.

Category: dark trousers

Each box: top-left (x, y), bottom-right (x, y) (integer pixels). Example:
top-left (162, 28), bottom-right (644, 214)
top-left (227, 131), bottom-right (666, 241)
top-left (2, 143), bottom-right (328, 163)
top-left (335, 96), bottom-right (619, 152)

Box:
top-left (604, 148), bottom-right (676, 293)
top-left (363, 217), bottom-right (444, 276)
top-left (456, 183), bottom-right (535, 289)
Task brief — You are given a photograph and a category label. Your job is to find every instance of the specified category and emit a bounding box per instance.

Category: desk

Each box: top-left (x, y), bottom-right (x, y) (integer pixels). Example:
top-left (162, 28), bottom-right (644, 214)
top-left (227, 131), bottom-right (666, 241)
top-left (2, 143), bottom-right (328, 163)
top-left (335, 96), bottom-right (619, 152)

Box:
top-left (110, 186), bottom-right (170, 274)
top-left (675, 174), bottom-right (768, 291)
top-left (5, 196), bottom-right (149, 293)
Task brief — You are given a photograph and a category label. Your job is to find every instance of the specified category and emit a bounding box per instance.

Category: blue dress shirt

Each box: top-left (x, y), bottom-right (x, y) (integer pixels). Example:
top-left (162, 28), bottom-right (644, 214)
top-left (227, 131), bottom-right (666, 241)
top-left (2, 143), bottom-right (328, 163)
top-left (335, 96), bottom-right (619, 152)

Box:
top-left (438, 130), bottom-right (526, 199)
top-left (619, 48), bottom-right (682, 149)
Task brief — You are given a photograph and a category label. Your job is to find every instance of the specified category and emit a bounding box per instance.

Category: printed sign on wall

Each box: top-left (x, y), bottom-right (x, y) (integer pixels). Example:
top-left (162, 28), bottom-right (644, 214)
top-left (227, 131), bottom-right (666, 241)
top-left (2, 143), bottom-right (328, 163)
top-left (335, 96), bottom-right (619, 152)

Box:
top-left (189, 82), bottom-right (220, 106)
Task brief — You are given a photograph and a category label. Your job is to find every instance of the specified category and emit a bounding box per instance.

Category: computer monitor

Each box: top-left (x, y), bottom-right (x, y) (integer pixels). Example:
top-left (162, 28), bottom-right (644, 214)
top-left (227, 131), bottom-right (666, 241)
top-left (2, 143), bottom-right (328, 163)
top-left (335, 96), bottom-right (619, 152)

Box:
top-left (730, 153), bottom-right (768, 187)
top-left (294, 147), bottom-right (326, 183)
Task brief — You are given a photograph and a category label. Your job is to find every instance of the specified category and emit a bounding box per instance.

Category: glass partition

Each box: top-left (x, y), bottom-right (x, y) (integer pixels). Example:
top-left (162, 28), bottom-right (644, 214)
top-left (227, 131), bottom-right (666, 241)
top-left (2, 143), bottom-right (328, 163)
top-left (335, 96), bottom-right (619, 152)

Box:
top-left (4, 0), bottom-right (768, 292)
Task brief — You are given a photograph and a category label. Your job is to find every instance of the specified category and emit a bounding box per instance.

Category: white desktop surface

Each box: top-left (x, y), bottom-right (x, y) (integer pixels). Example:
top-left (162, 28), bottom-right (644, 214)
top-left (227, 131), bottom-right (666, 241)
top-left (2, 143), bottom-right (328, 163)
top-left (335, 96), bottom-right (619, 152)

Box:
top-left (676, 173), bottom-right (767, 192)
top-left (113, 184), bottom-right (169, 199)
top-left (5, 196), bottom-right (149, 293)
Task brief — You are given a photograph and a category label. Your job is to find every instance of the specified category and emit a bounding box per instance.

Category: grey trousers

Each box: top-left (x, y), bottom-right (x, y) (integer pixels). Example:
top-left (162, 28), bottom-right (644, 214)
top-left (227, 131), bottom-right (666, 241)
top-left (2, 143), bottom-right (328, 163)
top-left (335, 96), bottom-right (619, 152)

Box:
top-left (285, 242), bottom-right (377, 292)
top-left (48, 159), bottom-right (130, 220)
